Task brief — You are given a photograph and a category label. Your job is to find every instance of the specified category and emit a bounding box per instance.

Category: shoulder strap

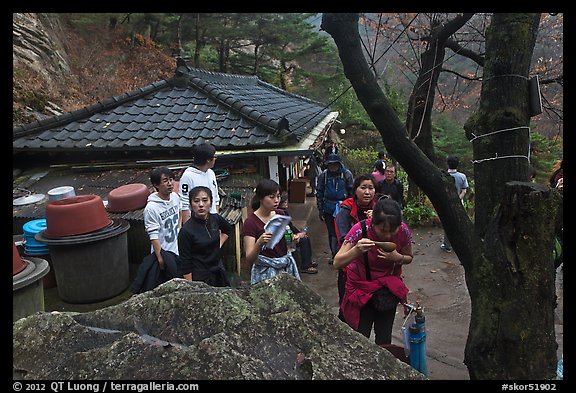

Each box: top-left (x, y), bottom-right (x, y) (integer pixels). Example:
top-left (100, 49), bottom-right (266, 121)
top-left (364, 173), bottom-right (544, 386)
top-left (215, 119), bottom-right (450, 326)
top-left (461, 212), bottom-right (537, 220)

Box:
top-left (360, 220), bottom-right (372, 281)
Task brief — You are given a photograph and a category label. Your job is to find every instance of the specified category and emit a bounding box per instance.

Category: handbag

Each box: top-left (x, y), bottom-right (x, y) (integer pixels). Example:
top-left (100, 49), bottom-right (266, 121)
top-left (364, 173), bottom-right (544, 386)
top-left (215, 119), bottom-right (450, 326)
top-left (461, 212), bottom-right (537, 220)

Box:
top-left (360, 220), bottom-right (400, 312)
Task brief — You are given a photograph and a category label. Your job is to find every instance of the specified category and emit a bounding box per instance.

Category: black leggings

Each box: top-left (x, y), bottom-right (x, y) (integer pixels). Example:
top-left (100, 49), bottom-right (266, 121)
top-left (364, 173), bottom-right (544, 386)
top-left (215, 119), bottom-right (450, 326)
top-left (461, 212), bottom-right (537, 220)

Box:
top-left (357, 302), bottom-right (397, 345)
top-left (297, 237), bottom-right (314, 269)
top-left (322, 212), bottom-right (339, 257)
top-left (337, 269), bottom-right (346, 321)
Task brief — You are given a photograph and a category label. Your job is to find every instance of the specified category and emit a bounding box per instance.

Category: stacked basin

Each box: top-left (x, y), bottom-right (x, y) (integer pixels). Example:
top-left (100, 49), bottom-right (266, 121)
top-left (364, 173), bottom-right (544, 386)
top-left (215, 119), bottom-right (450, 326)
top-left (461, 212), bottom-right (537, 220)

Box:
top-left (13, 242), bottom-right (50, 322)
top-left (35, 195), bottom-right (130, 304)
top-left (22, 219), bottom-right (56, 288)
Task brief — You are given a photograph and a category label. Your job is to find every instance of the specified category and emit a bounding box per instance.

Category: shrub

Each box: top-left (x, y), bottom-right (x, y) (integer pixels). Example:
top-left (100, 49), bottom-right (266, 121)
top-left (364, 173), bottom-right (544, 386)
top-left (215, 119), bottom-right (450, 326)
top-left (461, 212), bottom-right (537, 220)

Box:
top-left (403, 197), bottom-right (438, 227)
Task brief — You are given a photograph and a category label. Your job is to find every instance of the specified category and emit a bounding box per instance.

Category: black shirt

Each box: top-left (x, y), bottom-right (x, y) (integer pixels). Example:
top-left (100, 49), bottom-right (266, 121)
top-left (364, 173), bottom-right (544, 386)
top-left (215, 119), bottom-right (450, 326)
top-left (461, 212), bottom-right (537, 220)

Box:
top-left (177, 213), bottom-right (231, 283)
top-left (378, 179), bottom-right (405, 208)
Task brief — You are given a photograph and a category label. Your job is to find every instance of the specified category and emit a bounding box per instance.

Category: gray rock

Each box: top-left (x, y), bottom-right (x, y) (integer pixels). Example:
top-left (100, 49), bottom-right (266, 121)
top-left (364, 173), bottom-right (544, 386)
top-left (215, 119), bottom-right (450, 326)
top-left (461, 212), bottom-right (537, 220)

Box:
top-left (13, 274), bottom-right (425, 380)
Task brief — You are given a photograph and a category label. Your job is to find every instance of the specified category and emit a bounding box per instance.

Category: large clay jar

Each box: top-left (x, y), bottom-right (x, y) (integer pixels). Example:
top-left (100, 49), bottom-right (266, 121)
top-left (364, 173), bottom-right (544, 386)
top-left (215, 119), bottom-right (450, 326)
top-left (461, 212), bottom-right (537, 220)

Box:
top-left (45, 195), bottom-right (111, 237)
top-left (107, 183), bottom-right (150, 213)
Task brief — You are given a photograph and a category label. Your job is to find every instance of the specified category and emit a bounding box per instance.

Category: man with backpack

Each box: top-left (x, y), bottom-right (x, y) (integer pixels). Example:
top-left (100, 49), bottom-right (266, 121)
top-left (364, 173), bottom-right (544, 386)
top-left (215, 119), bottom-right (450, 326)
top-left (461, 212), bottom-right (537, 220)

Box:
top-left (316, 153), bottom-right (354, 264)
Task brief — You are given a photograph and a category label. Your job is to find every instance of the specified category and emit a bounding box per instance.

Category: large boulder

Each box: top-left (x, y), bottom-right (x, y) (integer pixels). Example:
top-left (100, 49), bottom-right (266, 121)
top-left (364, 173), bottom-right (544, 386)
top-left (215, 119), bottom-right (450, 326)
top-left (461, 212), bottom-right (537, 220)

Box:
top-left (13, 274), bottom-right (425, 380)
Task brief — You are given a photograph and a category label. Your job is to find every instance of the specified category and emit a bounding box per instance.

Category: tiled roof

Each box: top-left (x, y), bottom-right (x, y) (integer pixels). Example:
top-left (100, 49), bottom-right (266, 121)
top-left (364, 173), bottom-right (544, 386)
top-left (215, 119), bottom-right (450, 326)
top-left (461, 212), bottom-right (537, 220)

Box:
top-left (13, 60), bottom-right (332, 154)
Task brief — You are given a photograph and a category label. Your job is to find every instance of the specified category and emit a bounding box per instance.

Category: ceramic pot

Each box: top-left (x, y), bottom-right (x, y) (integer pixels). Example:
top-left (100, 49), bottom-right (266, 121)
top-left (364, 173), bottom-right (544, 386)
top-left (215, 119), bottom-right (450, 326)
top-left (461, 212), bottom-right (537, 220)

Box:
top-left (45, 195), bottom-right (111, 237)
top-left (107, 183), bottom-right (150, 213)
top-left (13, 242), bottom-right (27, 276)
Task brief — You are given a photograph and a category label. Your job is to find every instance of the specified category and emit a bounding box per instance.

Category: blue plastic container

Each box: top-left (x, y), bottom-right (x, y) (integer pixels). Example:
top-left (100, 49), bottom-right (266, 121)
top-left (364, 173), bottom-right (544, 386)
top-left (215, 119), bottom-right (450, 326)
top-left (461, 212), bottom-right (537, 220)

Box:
top-left (23, 219), bottom-right (49, 255)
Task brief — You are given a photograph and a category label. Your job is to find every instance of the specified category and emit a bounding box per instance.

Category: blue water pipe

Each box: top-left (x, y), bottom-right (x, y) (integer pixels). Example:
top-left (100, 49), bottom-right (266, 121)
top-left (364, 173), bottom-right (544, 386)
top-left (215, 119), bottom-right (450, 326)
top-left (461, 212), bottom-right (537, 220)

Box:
top-left (408, 306), bottom-right (428, 376)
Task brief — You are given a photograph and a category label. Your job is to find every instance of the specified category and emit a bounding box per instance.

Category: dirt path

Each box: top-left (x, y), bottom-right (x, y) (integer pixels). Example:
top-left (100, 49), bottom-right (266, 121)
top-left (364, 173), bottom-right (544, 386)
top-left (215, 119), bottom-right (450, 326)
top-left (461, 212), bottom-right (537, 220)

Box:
top-left (295, 194), bottom-right (563, 380)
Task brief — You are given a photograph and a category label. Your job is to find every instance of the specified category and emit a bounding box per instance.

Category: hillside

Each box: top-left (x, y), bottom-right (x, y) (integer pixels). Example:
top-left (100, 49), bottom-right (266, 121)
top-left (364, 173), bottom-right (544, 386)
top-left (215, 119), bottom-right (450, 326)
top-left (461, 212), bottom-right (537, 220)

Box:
top-left (13, 13), bottom-right (562, 142)
top-left (13, 13), bottom-right (175, 127)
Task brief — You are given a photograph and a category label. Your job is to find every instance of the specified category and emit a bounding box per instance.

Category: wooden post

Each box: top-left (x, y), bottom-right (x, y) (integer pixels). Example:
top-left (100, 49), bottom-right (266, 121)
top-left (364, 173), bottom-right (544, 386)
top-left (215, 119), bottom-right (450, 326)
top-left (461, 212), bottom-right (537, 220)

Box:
top-left (235, 221), bottom-right (241, 275)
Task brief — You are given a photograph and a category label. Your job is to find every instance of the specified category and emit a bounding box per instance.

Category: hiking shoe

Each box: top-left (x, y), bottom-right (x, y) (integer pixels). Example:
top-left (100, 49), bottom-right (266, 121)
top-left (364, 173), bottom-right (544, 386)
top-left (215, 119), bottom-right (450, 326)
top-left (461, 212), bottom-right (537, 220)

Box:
top-left (300, 267), bottom-right (318, 274)
top-left (440, 243), bottom-right (452, 252)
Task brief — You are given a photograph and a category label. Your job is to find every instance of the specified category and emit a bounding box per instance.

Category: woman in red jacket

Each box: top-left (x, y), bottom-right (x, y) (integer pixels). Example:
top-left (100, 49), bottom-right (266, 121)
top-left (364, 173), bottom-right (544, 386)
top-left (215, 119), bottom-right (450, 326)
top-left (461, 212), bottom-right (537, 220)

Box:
top-left (334, 197), bottom-right (413, 345)
top-left (334, 174), bottom-right (378, 320)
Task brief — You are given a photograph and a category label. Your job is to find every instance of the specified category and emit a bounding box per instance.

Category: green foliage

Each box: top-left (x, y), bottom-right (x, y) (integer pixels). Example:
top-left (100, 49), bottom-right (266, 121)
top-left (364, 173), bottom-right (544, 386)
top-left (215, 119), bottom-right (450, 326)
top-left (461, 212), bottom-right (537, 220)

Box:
top-left (432, 113), bottom-right (473, 174)
top-left (403, 197), bottom-right (438, 227)
top-left (339, 147), bottom-right (378, 177)
top-left (463, 177), bottom-right (475, 221)
top-left (61, 13), bottom-right (119, 28)
top-left (337, 146), bottom-right (441, 228)
top-left (380, 79), bottom-right (408, 120)
top-left (528, 132), bottom-right (563, 184)
top-left (329, 83), bottom-right (375, 129)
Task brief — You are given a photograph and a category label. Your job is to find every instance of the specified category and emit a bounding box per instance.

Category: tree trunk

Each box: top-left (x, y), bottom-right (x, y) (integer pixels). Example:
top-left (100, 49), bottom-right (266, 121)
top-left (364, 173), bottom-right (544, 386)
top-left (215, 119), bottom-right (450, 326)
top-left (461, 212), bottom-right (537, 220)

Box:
top-left (465, 13), bottom-right (541, 236)
top-left (462, 13), bottom-right (559, 379)
top-left (465, 182), bottom-right (560, 379)
top-left (322, 12), bottom-right (560, 379)
top-left (404, 14), bottom-right (473, 201)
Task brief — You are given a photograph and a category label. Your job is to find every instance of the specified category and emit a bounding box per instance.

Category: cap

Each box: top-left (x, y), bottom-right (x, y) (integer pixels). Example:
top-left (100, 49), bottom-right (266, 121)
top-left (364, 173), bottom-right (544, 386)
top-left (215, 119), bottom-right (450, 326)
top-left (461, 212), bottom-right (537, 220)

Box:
top-left (325, 154), bottom-right (342, 164)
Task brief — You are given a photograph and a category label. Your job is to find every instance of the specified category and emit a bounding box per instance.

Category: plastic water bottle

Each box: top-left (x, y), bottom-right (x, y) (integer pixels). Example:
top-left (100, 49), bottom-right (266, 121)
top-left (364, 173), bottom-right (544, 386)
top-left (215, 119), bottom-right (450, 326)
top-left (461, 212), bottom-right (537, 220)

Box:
top-left (556, 355), bottom-right (563, 380)
top-left (284, 226), bottom-right (296, 252)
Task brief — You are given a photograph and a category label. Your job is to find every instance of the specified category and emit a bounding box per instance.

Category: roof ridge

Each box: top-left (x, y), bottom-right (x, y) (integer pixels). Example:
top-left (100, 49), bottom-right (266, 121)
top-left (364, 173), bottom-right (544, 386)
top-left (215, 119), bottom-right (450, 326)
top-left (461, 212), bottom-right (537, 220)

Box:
top-left (256, 79), bottom-right (328, 108)
top-left (13, 80), bottom-right (170, 140)
top-left (180, 69), bottom-right (295, 142)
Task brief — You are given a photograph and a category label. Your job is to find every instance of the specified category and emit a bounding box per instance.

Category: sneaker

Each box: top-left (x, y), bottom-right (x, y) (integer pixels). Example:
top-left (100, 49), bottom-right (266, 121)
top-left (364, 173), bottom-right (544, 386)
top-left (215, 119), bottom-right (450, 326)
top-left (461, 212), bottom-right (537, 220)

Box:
top-left (311, 261), bottom-right (318, 268)
top-left (306, 192), bottom-right (316, 197)
top-left (440, 243), bottom-right (452, 253)
top-left (300, 267), bottom-right (318, 274)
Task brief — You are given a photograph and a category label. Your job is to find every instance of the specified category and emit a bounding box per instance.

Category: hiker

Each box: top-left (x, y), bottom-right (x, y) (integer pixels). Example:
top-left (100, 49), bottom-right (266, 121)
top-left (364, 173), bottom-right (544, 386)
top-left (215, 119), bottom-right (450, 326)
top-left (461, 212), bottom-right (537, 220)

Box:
top-left (242, 179), bottom-right (301, 284)
top-left (371, 159), bottom-right (386, 184)
top-left (440, 155), bottom-right (468, 252)
top-left (333, 197), bottom-right (413, 345)
top-left (549, 159), bottom-right (563, 193)
top-left (334, 174), bottom-right (378, 320)
top-left (132, 167), bottom-right (180, 293)
top-left (279, 193), bottom-right (318, 274)
top-left (179, 143), bottom-right (220, 223)
top-left (177, 186), bottom-right (231, 286)
top-left (143, 166), bottom-right (181, 262)
top-left (316, 153), bottom-right (354, 265)
top-left (305, 152), bottom-right (322, 197)
top-left (373, 150), bottom-right (387, 170)
top-left (377, 164), bottom-right (405, 209)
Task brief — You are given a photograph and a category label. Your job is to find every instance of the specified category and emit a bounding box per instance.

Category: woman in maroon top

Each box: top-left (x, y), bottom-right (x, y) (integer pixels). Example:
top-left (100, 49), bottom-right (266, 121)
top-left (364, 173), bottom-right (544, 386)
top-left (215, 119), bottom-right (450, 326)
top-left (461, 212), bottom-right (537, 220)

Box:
top-left (242, 179), bottom-right (301, 284)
